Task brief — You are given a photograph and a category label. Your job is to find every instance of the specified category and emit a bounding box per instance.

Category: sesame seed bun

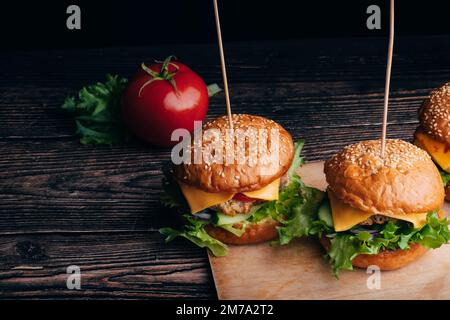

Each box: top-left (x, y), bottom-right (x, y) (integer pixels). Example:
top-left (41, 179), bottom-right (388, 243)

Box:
top-left (205, 218), bottom-right (280, 245)
top-left (319, 236), bottom-right (428, 271)
top-left (324, 139), bottom-right (444, 215)
top-left (173, 114), bottom-right (294, 193)
top-left (419, 83), bottom-right (450, 145)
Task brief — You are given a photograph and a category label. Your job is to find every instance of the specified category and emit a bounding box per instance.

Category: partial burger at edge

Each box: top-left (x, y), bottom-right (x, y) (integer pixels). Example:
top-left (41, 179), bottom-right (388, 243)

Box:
top-left (415, 83), bottom-right (450, 200)
top-left (319, 139), bottom-right (448, 275)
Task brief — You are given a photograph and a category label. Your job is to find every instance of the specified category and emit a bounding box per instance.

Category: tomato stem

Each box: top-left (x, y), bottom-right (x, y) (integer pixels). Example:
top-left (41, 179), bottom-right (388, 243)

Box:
top-left (138, 56), bottom-right (180, 97)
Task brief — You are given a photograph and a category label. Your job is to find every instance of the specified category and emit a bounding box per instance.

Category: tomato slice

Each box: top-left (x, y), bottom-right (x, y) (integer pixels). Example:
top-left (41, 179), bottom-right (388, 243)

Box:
top-left (232, 193), bottom-right (257, 202)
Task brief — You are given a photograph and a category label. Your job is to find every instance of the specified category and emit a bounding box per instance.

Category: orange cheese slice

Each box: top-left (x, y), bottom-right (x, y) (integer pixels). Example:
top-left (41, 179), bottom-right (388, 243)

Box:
top-left (179, 178), bottom-right (280, 213)
top-left (328, 190), bottom-right (429, 232)
top-left (178, 183), bottom-right (234, 214)
top-left (242, 178), bottom-right (280, 201)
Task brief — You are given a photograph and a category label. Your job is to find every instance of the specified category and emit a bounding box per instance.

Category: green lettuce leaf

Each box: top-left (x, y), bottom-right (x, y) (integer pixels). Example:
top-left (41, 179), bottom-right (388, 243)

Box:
top-left (159, 214), bottom-right (228, 257)
top-left (327, 234), bottom-right (358, 274)
top-left (286, 140), bottom-right (305, 180)
top-left (218, 223), bottom-right (247, 237)
top-left (440, 170), bottom-right (450, 187)
top-left (275, 180), bottom-right (324, 244)
top-left (244, 140), bottom-right (307, 224)
top-left (412, 212), bottom-right (450, 248)
top-left (160, 165), bottom-right (187, 209)
top-left (248, 203), bottom-right (273, 223)
top-left (207, 83), bottom-right (222, 97)
top-left (250, 141), bottom-right (325, 243)
top-left (62, 74), bottom-right (130, 145)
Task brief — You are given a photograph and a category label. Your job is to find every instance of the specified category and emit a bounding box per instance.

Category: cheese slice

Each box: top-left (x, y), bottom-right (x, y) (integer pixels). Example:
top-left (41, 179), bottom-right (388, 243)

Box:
top-left (328, 190), bottom-right (428, 232)
top-left (179, 183), bottom-right (234, 213)
top-left (415, 131), bottom-right (450, 172)
top-left (179, 178), bottom-right (280, 213)
top-left (242, 178), bottom-right (280, 201)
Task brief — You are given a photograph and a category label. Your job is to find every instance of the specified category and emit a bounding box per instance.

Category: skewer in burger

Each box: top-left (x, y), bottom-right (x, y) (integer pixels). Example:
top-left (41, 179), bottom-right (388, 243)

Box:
top-left (160, 114), bottom-right (324, 256)
top-left (298, 139), bottom-right (449, 276)
top-left (414, 83), bottom-right (450, 200)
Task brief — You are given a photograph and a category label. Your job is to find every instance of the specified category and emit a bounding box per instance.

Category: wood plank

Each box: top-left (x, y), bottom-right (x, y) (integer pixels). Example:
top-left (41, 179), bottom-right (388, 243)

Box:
top-left (0, 231), bottom-right (216, 298)
top-left (209, 162), bottom-right (450, 300)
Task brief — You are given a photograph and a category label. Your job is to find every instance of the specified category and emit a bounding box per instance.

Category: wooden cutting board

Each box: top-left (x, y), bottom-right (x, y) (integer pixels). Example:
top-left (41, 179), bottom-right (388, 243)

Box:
top-left (208, 161), bottom-right (450, 300)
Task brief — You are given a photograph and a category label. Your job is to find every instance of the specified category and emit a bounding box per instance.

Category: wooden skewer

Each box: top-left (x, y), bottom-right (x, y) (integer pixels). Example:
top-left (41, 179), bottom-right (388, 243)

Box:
top-left (213, 0), bottom-right (234, 130)
top-left (380, 0), bottom-right (395, 158)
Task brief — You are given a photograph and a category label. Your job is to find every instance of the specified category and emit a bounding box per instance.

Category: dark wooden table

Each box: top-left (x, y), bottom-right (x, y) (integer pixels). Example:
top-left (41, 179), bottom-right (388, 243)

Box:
top-left (1, 36), bottom-right (449, 299)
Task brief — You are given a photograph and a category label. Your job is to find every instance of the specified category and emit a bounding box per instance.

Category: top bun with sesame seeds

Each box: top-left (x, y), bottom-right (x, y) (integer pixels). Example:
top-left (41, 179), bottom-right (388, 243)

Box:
top-left (324, 139), bottom-right (444, 215)
top-left (173, 114), bottom-right (294, 193)
top-left (419, 83), bottom-right (450, 145)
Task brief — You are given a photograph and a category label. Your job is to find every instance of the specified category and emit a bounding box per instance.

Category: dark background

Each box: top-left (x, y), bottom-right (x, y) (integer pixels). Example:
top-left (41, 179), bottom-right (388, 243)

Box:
top-left (1, 0), bottom-right (449, 50)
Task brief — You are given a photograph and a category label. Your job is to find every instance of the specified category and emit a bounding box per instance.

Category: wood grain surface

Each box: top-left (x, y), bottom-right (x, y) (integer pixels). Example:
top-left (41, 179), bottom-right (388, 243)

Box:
top-left (1, 36), bottom-right (450, 298)
top-left (209, 162), bottom-right (450, 300)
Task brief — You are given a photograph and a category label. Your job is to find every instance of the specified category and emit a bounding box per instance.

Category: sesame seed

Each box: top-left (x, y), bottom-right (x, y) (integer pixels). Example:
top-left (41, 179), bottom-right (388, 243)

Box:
top-left (328, 139), bottom-right (430, 173)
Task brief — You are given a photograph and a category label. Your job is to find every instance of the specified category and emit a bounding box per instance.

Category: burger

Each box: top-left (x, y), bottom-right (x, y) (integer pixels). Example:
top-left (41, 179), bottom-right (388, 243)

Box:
top-left (303, 139), bottom-right (449, 276)
top-left (414, 83), bottom-right (450, 200)
top-left (160, 114), bottom-right (324, 256)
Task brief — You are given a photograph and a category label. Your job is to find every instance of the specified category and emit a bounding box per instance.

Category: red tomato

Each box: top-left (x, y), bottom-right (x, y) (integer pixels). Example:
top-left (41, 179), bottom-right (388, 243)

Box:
top-left (232, 193), bottom-right (258, 202)
top-left (122, 56), bottom-right (208, 147)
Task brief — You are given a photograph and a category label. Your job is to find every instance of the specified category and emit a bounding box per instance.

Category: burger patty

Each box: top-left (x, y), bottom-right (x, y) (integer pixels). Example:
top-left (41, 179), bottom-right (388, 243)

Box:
top-left (211, 172), bottom-right (291, 216)
top-left (359, 215), bottom-right (396, 226)
top-left (211, 199), bottom-right (260, 216)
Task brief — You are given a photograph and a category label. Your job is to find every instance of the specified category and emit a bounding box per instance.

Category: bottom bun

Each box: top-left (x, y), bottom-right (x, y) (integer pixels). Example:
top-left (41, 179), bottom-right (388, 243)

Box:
top-left (319, 236), bottom-right (428, 270)
top-left (205, 218), bottom-right (280, 245)
top-left (446, 185), bottom-right (450, 201)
